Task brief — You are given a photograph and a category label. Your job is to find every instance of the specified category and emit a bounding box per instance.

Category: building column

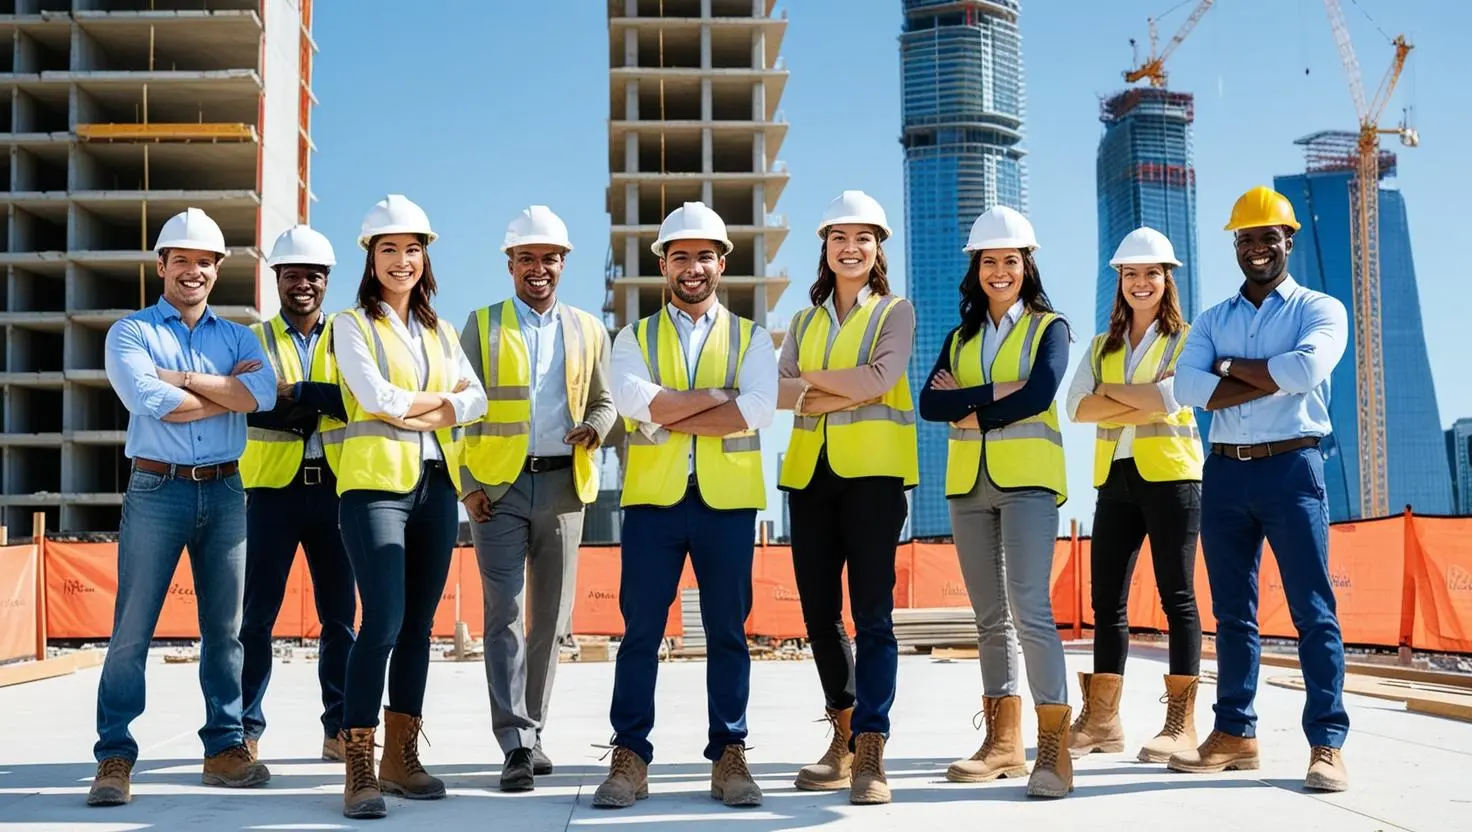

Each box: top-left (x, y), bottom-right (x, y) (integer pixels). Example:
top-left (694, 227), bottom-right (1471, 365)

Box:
top-left (624, 283), bottom-right (639, 321)
top-left (700, 24), bottom-right (710, 69)
top-left (626, 79), bottom-right (639, 120)
top-left (752, 27), bottom-right (766, 70)
top-left (752, 80), bottom-right (766, 121)
top-left (752, 130), bottom-right (766, 173)
top-left (624, 27), bottom-right (638, 67)
top-left (625, 132), bottom-right (639, 175)
top-left (702, 128), bottom-right (712, 173)
top-left (752, 283), bottom-right (767, 328)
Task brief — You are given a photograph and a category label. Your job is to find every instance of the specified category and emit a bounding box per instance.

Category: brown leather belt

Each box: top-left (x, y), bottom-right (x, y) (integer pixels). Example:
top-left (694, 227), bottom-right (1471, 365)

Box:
top-left (1210, 436), bottom-right (1320, 461)
top-left (134, 458), bottom-right (239, 481)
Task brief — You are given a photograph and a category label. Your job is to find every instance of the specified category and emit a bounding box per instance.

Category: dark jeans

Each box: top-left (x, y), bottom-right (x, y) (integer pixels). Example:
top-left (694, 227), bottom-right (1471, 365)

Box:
top-left (611, 492), bottom-right (756, 763)
top-left (95, 466), bottom-right (248, 763)
top-left (1090, 459), bottom-right (1202, 676)
top-left (241, 466), bottom-right (357, 742)
top-left (787, 456), bottom-right (906, 737)
top-left (337, 462), bottom-right (459, 730)
top-left (1201, 446), bottom-right (1348, 748)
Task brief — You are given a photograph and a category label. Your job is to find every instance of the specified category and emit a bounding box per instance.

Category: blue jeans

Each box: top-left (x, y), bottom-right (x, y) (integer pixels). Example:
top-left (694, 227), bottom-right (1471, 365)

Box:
top-left (241, 469), bottom-right (357, 742)
top-left (337, 462), bottom-right (458, 729)
top-left (94, 466), bottom-right (249, 763)
top-left (611, 495), bottom-right (756, 763)
top-left (1201, 447), bottom-right (1349, 748)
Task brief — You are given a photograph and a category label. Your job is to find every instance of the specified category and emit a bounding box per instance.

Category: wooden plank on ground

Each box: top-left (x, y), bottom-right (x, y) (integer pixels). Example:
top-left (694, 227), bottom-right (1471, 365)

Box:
top-left (0, 650), bottom-right (105, 688)
top-left (1266, 673), bottom-right (1472, 723)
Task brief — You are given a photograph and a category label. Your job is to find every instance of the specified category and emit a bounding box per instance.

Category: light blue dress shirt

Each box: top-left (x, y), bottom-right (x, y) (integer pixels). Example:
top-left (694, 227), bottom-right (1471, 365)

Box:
top-left (1174, 275), bottom-right (1348, 446)
top-left (104, 298), bottom-right (277, 466)
top-left (513, 296), bottom-right (574, 458)
top-left (284, 315), bottom-right (326, 460)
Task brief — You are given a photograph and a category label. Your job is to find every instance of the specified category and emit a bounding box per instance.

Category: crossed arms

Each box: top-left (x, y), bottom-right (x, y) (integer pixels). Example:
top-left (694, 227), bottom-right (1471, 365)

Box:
top-left (776, 299), bottom-right (916, 418)
top-left (104, 319), bottom-right (276, 425)
top-left (333, 316), bottom-right (488, 433)
top-left (609, 323), bottom-right (777, 437)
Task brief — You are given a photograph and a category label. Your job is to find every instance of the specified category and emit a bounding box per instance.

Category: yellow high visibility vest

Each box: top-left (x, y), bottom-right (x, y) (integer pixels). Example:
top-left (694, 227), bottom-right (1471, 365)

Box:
top-left (620, 306), bottom-right (765, 510)
top-left (1089, 329), bottom-right (1203, 487)
top-left (945, 312), bottom-right (1067, 504)
top-left (460, 300), bottom-right (604, 504)
top-left (240, 314), bottom-right (345, 489)
top-left (779, 293), bottom-right (918, 489)
top-left (335, 308), bottom-right (465, 496)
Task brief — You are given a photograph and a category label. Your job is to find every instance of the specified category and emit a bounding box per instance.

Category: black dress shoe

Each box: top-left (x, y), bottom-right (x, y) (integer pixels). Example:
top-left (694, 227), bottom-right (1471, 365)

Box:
top-left (500, 747), bottom-right (535, 792)
top-left (531, 741), bottom-right (553, 776)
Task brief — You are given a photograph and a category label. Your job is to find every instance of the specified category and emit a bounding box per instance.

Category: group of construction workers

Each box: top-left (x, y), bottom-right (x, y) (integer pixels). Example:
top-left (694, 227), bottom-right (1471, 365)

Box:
top-left (88, 181), bottom-right (1350, 817)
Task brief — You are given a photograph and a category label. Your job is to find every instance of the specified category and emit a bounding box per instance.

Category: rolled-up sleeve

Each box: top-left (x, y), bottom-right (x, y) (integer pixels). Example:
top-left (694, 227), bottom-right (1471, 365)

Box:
top-left (1064, 348), bottom-right (1096, 421)
top-left (1172, 314), bottom-right (1220, 409)
top-left (1267, 294), bottom-right (1348, 394)
top-left (734, 325), bottom-right (777, 431)
top-left (104, 319), bottom-right (186, 419)
top-left (332, 313), bottom-right (415, 419)
top-left (233, 325), bottom-right (277, 412)
top-left (610, 324), bottom-right (662, 423)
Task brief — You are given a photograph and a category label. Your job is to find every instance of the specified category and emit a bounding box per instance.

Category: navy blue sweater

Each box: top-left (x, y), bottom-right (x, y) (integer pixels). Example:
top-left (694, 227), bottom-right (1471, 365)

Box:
top-left (917, 319), bottom-right (1069, 430)
top-left (246, 381), bottom-right (347, 438)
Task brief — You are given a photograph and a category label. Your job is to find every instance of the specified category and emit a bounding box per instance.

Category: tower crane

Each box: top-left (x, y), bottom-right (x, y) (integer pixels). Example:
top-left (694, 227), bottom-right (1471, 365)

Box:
top-left (1124, 0), bottom-right (1216, 88)
top-left (1322, 0), bottom-right (1416, 519)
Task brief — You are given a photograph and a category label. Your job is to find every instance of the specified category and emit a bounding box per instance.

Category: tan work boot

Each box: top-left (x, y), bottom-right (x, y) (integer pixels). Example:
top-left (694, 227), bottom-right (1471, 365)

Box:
top-left (1305, 746), bottom-right (1348, 792)
top-left (711, 744), bottom-right (762, 807)
top-left (592, 746), bottom-right (649, 808)
top-left (945, 695), bottom-right (1029, 783)
top-left (794, 706), bottom-right (854, 790)
top-left (322, 734), bottom-right (345, 762)
top-left (86, 757), bottom-right (133, 806)
top-left (849, 732), bottom-right (890, 805)
top-left (245, 738), bottom-right (259, 761)
top-left (1027, 704), bottom-right (1074, 798)
top-left (1138, 675), bottom-right (1200, 763)
top-left (378, 709), bottom-right (445, 799)
top-left (1167, 730), bottom-right (1260, 773)
top-left (342, 727), bottom-right (387, 819)
top-left (202, 744), bottom-right (270, 788)
top-left (1069, 671), bottom-right (1124, 758)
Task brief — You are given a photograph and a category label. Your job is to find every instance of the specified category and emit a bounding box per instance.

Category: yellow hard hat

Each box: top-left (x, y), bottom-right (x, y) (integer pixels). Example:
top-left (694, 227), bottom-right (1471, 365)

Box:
top-left (1224, 186), bottom-right (1301, 233)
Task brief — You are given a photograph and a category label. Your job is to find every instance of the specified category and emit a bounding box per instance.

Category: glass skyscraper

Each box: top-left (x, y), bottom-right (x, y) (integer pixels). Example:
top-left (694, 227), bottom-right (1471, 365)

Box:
top-left (1274, 132), bottom-right (1452, 520)
top-left (899, 0), bottom-right (1027, 538)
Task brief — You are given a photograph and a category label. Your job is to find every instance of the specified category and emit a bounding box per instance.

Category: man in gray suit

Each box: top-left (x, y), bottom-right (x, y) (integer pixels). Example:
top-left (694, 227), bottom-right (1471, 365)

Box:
top-left (459, 206), bottom-right (617, 792)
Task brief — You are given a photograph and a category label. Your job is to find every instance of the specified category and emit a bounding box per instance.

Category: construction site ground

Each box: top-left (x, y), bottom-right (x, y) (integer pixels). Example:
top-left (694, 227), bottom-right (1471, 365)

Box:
top-left (1, 641), bottom-right (1468, 831)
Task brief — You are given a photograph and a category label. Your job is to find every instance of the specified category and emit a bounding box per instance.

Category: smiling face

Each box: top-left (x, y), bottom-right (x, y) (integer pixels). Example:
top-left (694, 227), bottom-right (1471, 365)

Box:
top-left (508, 244), bottom-right (565, 311)
top-left (659, 239), bottom-right (725, 306)
top-left (276, 264), bottom-right (328, 316)
top-left (976, 248), bottom-right (1025, 308)
top-left (824, 223), bottom-right (880, 287)
top-left (371, 234), bottom-right (424, 300)
top-left (1119, 263), bottom-right (1167, 316)
top-left (157, 248), bottom-right (220, 310)
top-left (1234, 224), bottom-right (1293, 285)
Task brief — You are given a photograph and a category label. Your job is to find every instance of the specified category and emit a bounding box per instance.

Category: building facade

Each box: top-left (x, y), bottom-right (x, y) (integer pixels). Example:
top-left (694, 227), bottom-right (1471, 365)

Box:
top-left (1447, 418), bottom-right (1472, 515)
top-left (899, 0), bottom-right (1027, 538)
top-left (1094, 88), bottom-right (1200, 332)
top-left (1274, 132), bottom-right (1452, 521)
top-left (0, 0), bottom-right (316, 533)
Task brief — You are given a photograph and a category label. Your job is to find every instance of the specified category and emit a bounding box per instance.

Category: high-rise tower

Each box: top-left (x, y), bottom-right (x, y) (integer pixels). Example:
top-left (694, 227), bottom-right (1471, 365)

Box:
top-left (899, 0), bottom-right (1027, 538)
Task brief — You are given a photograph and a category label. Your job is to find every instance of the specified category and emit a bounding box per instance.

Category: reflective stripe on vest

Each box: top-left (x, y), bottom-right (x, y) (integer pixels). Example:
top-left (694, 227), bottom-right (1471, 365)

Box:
top-left (619, 306), bottom-right (765, 510)
top-left (1089, 329), bottom-right (1203, 487)
top-left (944, 312), bottom-right (1067, 504)
top-left (779, 294), bottom-right (919, 489)
top-left (240, 313), bottom-right (345, 489)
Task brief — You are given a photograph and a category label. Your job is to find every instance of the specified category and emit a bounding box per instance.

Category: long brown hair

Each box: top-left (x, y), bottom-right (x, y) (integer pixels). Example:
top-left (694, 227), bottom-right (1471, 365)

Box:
top-left (357, 233), bottom-right (439, 329)
top-left (1100, 265), bottom-right (1185, 355)
top-left (808, 230), bottom-right (891, 307)
top-left (958, 249), bottom-right (1067, 342)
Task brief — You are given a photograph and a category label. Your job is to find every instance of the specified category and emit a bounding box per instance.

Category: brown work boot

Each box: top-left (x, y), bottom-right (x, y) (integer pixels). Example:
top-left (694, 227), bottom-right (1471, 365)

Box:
top-left (202, 744), bottom-right (270, 788)
top-left (1027, 704), bottom-right (1074, 798)
top-left (342, 727), bottom-right (387, 819)
top-left (711, 744), bottom-right (762, 807)
top-left (849, 732), bottom-right (890, 805)
top-left (794, 706), bottom-right (853, 790)
top-left (322, 734), bottom-right (345, 762)
top-left (1069, 671), bottom-right (1125, 758)
top-left (378, 709), bottom-right (445, 799)
top-left (1167, 730), bottom-right (1260, 773)
top-left (1138, 675), bottom-right (1200, 763)
top-left (86, 757), bottom-right (133, 806)
top-left (945, 695), bottom-right (1029, 783)
top-left (1304, 746), bottom-right (1348, 792)
top-left (592, 746), bottom-right (649, 808)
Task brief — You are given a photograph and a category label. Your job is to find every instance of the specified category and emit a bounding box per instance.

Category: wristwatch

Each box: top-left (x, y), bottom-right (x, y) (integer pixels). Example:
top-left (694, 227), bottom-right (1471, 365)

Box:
top-left (1216, 358), bottom-right (1233, 378)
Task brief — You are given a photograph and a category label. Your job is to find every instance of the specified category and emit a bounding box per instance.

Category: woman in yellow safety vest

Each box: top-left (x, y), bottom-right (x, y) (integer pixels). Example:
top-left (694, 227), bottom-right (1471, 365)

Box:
top-left (1064, 226), bottom-right (1203, 764)
top-left (777, 191), bottom-right (918, 806)
top-left (918, 205), bottom-right (1075, 799)
top-left (331, 195), bottom-right (487, 820)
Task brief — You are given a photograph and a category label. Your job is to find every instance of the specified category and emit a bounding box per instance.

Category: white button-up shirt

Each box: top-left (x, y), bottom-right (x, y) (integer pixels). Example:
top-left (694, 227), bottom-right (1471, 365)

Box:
top-left (511, 296), bottom-right (575, 458)
top-left (981, 299), bottom-right (1025, 379)
top-left (1065, 322), bottom-right (1181, 461)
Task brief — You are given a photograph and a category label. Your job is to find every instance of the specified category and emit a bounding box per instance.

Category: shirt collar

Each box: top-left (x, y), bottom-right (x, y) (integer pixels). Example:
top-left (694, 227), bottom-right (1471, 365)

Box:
top-left (668, 301), bottom-right (721, 327)
top-left (1231, 274), bottom-right (1300, 305)
top-left (824, 285), bottom-right (873, 322)
top-left (281, 313), bottom-right (325, 337)
top-left (512, 295), bottom-right (560, 326)
top-left (986, 299), bottom-right (1025, 331)
top-left (157, 296), bottom-right (215, 324)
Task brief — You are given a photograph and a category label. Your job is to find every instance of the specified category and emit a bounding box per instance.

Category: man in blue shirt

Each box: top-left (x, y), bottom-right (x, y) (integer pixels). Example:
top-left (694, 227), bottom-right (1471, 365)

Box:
top-left (89, 208), bottom-right (278, 807)
top-left (1169, 186), bottom-right (1350, 792)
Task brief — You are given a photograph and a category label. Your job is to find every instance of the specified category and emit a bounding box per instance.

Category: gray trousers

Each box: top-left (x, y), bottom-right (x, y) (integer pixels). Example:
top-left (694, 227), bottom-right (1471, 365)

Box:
top-left (469, 468), bottom-right (585, 753)
top-left (949, 458), bottom-right (1069, 706)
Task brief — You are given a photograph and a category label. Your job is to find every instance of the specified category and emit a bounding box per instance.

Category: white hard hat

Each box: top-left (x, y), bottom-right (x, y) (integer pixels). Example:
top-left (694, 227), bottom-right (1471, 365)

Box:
top-left (1109, 226), bottom-right (1181, 268)
top-left (652, 201), bottom-right (733, 257)
top-left (963, 205), bottom-right (1038, 253)
top-left (358, 194), bottom-right (437, 250)
top-left (817, 190), bottom-right (891, 241)
top-left (501, 205), bottom-right (573, 254)
top-left (267, 224), bottom-right (336, 269)
top-left (153, 207), bottom-right (229, 258)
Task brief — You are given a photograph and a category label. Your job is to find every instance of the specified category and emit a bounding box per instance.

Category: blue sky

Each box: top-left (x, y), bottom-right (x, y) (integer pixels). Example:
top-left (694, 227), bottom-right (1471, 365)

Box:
top-left (307, 0), bottom-right (1470, 533)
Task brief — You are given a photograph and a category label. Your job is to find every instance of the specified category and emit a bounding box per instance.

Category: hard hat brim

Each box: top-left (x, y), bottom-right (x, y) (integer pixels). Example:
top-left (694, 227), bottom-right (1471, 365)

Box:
top-left (964, 238), bottom-right (1038, 253)
top-left (817, 218), bottom-right (892, 241)
top-left (154, 239), bottom-right (230, 258)
top-left (267, 256), bottom-right (335, 269)
top-left (358, 227), bottom-right (440, 250)
top-left (1110, 255), bottom-right (1182, 267)
top-left (651, 233), bottom-right (734, 257)
top-left (1223, 219), bottom-right (1302, 233)
top-left (501, 236), bottom-right (574, 254)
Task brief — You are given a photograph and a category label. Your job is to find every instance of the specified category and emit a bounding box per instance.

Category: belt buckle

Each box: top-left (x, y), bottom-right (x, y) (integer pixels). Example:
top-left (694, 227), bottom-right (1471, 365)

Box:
top-left (302, 466), bottom-right (322, 486)
top-left (189, 464), bottom-right (213, 482)
top-left (1234, 444), bottom-right (1253, 461)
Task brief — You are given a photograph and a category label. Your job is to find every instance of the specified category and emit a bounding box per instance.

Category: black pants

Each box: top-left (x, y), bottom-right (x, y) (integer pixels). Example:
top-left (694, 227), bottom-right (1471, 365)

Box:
top-left (1090, 458), bottom-right (1202, 676)
top-left (787, 455), bottom-right (908, 736)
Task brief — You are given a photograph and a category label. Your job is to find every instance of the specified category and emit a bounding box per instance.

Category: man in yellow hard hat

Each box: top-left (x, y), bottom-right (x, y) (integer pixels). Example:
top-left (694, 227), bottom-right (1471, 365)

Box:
top-left (1169, 185), bottom-right (1351, 791)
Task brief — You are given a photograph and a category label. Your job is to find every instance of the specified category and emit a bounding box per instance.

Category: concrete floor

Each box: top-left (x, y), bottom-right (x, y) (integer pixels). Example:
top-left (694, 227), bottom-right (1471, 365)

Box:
top-left (0, 644), bottom-right (1468, 831)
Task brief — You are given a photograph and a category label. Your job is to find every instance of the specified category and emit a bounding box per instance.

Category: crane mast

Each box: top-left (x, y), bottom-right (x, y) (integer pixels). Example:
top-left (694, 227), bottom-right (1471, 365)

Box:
top-left (1124, 0), bottom-right (1216, 88)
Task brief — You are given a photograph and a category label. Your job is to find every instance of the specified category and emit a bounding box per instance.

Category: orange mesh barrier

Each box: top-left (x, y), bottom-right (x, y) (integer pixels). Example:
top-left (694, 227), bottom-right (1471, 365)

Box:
top-left (0, 545), bottom-right (38, 662)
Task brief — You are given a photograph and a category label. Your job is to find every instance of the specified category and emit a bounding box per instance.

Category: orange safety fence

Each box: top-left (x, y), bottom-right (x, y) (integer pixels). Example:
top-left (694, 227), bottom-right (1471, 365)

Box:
top-left (21, 510), bottom-right (1472, 656)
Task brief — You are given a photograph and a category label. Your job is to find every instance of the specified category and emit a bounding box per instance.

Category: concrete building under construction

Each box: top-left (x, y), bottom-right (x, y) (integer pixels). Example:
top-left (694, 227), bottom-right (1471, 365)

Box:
top-left (603, 0), bottom-right (791, 333)
top-left (0, 0), bottom-right (317, 533)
